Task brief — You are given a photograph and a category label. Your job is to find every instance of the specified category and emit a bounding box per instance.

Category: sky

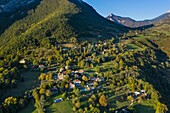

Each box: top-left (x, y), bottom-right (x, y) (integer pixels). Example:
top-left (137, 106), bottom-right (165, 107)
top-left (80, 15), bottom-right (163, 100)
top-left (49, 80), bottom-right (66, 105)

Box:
top-left (83, 0), bottom-right (170, 20)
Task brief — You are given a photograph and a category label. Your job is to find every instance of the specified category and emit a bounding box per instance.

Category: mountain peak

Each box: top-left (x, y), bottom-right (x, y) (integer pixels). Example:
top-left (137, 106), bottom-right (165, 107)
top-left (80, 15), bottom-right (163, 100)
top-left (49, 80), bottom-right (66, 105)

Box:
top-left (107, 12), bottom-right (170, 28)
top-left (109, 13), bottom-right (114, 16)
top-left (167, 10), bottom-right (170, 13)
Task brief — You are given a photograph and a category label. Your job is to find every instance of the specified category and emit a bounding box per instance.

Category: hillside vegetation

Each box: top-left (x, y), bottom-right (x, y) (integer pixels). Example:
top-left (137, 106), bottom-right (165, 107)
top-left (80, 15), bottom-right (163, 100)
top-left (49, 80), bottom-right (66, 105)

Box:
top-left (0, 1), bottom-right (170, 113)
top-left (0, 0), bottom-right (128, 54)
top-left (143, 19), bottom-right (170, 57)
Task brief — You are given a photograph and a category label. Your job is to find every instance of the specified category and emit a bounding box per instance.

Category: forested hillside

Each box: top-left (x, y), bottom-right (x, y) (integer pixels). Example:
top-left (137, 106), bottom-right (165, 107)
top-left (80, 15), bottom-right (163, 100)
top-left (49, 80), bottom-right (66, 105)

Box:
top-left (0, 0), bottom-right (128, 54)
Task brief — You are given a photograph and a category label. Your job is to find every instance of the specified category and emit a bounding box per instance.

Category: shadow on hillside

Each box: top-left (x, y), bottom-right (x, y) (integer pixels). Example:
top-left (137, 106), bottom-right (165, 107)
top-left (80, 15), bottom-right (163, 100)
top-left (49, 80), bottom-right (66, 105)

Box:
top-left (68, 0), bottom-right (130, 41)
top-left (133, 24), bottom-right (154, 30)
top-left (0, 0), bottom-right (41, 34)
top-left (138, 41), bottom-right (170, 110)
top-left (133, 104), bottom-right (155, 113)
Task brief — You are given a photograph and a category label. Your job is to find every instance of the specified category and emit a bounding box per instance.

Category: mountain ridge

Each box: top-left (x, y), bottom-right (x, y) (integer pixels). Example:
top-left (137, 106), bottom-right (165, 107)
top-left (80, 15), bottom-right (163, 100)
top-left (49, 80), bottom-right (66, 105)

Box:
top-left (0, 0), bottom-right (128, 54)
top-left (107, 12), bottom-right (170, 28)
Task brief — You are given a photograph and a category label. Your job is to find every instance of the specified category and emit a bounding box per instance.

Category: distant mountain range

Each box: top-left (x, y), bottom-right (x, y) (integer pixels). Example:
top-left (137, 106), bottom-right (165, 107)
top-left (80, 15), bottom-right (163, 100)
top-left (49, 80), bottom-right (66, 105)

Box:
top-left (107, 12), bottom-right (170, 28)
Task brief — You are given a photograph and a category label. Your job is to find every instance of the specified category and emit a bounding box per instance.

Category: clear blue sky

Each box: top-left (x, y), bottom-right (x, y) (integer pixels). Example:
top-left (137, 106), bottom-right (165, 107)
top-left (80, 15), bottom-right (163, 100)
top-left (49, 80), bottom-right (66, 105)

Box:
top-left (83, 0), bottom-right (170, 20)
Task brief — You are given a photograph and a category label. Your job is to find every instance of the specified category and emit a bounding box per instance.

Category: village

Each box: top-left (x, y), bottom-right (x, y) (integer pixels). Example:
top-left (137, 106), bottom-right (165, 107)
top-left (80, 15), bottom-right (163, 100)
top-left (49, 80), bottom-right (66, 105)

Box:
top-left (16, 38), bottom-right (156, 113)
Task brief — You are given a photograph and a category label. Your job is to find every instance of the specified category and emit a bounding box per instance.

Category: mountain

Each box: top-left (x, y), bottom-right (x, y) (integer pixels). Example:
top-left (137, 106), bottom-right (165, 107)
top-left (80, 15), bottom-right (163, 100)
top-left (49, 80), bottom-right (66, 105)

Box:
top-left (0, 0), bottom-right (37, 12)
top-left (107, 13), bottom-right (170, 28)
top-left (0, 0), bottom-right (128, 53)
top-left (0, 0), bottom-right (41, 34)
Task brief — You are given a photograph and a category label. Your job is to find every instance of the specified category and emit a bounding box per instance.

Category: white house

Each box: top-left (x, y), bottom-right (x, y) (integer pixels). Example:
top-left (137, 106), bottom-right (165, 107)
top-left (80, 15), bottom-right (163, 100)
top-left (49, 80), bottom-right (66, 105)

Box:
top-left (19, 59), bottom-right (26, 64)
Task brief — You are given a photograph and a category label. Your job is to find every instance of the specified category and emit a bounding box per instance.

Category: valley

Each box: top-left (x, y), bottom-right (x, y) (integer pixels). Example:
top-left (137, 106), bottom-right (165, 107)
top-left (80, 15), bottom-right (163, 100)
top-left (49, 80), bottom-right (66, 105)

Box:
top-left (0, 0), bottom-right (170, 113)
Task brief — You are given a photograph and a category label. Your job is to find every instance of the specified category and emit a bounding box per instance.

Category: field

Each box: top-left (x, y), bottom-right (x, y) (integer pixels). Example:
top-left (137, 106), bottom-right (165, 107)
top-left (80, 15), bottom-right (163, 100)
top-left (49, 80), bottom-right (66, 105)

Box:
top-left (19, 100), bottom-right (36, 113)
top-left (133, 104), bottom-right (155, 113)
top-left (85, 61), bottom-right (116, 73)
top-left (132, 101), bottom-right (155, 113)
top-left (1, 71), bottom-right (40, 100)
top-left (127, 44), bottom-right (141, 50)
top-left (45, 94), bottom-right (73, 113)
top-left (20, 93), bottom-right (74, 113)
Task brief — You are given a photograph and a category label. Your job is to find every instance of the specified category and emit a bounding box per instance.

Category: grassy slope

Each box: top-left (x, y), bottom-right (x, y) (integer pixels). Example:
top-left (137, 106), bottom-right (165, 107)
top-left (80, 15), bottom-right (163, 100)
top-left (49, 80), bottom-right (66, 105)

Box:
top-left (45, 93), bottom-right (73, 113)
top-left (133, 101), bottom-right (155, 113)
top-left (19, 100), bottom-right (36, 113)
top-left (1, 71), bottom-right (40, 100)
top-left (148, 19), bottom-right (170, 57)
top-left (19, 93), bottom-right (73, 113)
top-left (0, 0), bottom-right (78, 52)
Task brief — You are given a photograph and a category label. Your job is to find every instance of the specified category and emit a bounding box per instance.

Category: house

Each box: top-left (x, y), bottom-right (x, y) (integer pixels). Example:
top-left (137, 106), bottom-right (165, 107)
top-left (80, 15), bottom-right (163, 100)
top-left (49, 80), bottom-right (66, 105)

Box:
top-left (69, 82), bottom-right (75, 89)
top-left (134, 92), bottom-right (140, 96)
top-left (140, 90), bottom-right (147, 96)
top-left (85, 56), bottom-right (92, 62)
top-left (19, 59), bottom-right (27, 64)
top-left (39, 64), bottom-right (45, 69)
top-left (95, 78), bottom-right (101, 82)
top-left (75, 70), bottom-right (79, 73)
top-left (59, 68), bottom-right (65, 72)
top-left (73, 79), bottom-right (81, 84)
top-left (79, 69), bottom-right (84, 74)
top-left (73, 79), bottom-right (81, 87)
top-left (74, 69), bottom-right (84, 74)
top-left (140, 90), bottom-right (145, 93)
top-left (65, 66), bottom-right (69, 70)
top-left (58, 73), bottom-right (64, 80)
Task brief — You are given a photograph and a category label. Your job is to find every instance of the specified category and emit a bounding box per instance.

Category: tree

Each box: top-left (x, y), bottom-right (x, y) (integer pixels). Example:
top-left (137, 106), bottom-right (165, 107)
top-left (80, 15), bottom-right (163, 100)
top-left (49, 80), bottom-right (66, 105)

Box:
top-left (88, 97), bottom-right (94, 104)
top-left (78, 109), bottom-right (83, 113)
top-left (33, 60), bottom-right (38, 66)
top-left (75, 101), bottom-right (81, 109)
top-left (82, 75), bottom-right (88, 82)
top-left (32, 90), bottom-right (40, 101)
top-left (39, 88), bottom-right (46, 95)
top-left (72, 106), bottom-right (76, 111)
top-left (45, 90), bottom-right (52, 97)
top-left (155, 102), bottom-right (168, 113)
top-left (62, 92), bottom-right (67, 99)
top-left (3, 97), bottom-right (18, 113)
top-left (18, 98), bottom-right (26, 108)
top-left (91, 94), bottom-right (97, 101)
top-left (74, 88), bottom-right (80, 97)
top-left (127, 96), bottom-right (133, 102)
top-left (39, 74), bottom-right (46, 80)
top-left (99, 95), bottom-right (108, 107)
top-left (119, 59), bottom-right (125, 70)
top-left (93, 107), bottom-right (100, 113)
top-left (151, 91), bottom-right (159, 103)
top-left (70, 37), bottom-right (77, 43)
top-left (94, 81), bottom-right (98, 88)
